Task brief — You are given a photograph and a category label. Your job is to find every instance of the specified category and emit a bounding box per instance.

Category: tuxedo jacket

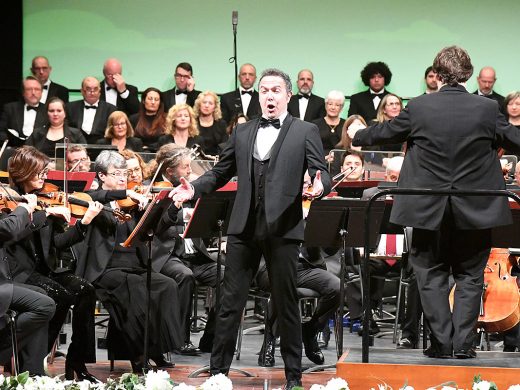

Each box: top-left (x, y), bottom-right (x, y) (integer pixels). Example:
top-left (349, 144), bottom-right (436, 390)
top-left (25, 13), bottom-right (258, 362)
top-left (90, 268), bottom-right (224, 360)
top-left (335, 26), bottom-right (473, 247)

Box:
top-left (473, 90), bottom-right (505, 113)
top-left (220, 89), bottom-right (261, 124)
top-left (0, 101), bottom-right (48, 146)
top-left (192, 114), bottom-right (331, 240)
top-left (162, 88), bottom-right (201, 111)
top-left (288, 94), bottom-right (326, 122)
top-left (0, 207), bottom-right (32, 324)
top-left (353, 84), bottom-right (520, 230)
top-left (46, 81), bottom-right (70, 103)
top-left (100, 81), bottom-right (140, 115)
top-left (347, 89), bottom-right (390, 122)
top-left (66, 99), bottom-right (117, 143)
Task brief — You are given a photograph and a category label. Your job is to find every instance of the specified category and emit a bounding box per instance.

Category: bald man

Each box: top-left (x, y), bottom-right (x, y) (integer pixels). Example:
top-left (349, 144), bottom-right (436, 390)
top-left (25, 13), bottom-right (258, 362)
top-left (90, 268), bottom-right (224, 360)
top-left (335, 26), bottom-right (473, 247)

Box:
top-left (473, 66), bottom-right (505, 112)
top-left (66, 76), bottom-right (117, 143)
top-left (288, 69), bottom-right (326, 122)
top-left (30, 56), bottom-right (69, 104)
top-left (100, 58), bottom-right (140, 115)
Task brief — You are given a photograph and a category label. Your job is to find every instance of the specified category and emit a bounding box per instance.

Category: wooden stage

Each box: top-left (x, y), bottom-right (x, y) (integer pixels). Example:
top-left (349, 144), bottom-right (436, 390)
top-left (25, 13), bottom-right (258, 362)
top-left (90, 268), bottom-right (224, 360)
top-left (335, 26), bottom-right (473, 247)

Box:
top-left (43, 347), bottom-right (520, 389)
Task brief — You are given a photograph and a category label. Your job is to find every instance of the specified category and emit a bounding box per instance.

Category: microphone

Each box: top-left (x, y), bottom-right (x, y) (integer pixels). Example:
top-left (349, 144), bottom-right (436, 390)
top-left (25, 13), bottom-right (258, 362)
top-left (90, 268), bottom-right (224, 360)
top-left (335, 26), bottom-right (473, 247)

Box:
top-left (232, 11), bottom-right (238, 33)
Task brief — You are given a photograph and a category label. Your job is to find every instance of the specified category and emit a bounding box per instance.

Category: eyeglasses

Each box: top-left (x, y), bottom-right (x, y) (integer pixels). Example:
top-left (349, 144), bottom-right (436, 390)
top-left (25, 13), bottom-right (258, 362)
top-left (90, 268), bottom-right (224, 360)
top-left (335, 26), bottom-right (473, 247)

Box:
top-left (106, 170), bottom-right (128, 178)
top-left (175, 73), bottom-right (190, 79)
top-left (84, 87), bottom-right (100, 94)
top-left (127, 167), bottom-right (142, 176)
top-left (37, 169), bottom-right (49, 179)
top-left (68, 157), bottom-right (90, 164)
top-left (113, 122), bottom-right (127, 128)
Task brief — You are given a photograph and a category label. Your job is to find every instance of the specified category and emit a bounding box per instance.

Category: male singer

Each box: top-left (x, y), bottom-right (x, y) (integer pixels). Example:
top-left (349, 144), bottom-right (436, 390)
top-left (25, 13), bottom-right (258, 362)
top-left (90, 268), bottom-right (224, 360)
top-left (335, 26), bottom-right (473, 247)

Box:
top-left (353, 46), bottom-right (520, 359)
top-left (171, 68), bottom-right (330, 390)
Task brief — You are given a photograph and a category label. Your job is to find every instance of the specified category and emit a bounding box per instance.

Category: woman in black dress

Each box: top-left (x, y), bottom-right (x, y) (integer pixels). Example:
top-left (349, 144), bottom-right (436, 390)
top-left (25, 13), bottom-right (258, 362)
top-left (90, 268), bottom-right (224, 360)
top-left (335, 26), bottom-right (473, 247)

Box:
top-left (312, 90), bottom-right (345, 155)
top-left (130, 87), bottom-right (167, 152)
top-left (157, 103), bottom-right (204, 149)
top-left (97, 111), bottom-right (143, 152)
top-left (6, 146), bottom-right (103, 382)
top-left (193, 91), bottom-right (228, 156)
top-left (75, 150), bottom-right (183, 371)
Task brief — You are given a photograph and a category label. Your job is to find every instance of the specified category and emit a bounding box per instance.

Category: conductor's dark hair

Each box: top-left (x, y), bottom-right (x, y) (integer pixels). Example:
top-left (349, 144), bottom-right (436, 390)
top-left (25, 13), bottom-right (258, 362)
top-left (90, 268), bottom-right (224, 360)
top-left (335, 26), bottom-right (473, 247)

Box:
top-left (259, 68), bottom-right (292, 93)
top-left (433, 46), bottom-right (473, 87)
top-left (360, 62), bottom-right (392, 86)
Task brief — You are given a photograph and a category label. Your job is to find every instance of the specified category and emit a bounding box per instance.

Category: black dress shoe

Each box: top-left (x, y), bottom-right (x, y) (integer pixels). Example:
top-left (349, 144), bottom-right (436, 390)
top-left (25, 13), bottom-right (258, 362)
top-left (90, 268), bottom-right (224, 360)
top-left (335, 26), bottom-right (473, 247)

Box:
top-left (175, 342), bottom-right (201, 356)
top-left (397, 337), bottom-right (417, 349)
top-left (454, 348), bottom-right (477, 359)
top-left (258, 334), bottom-right (276, 367)
top-left (284, 379), bottom-right (303, 390)
top-left (357, 319), bottom-right (380, 336)
top-left (423, 345), bottom-right (452, 359)
top-left (503, 345), bottom-right (519, 352)
top-left (150, 354), bottom-right (175, 368)
top-left (65, 360), bottom-right (102, 383)
top-left (302, 323), bottom-right (325, 365)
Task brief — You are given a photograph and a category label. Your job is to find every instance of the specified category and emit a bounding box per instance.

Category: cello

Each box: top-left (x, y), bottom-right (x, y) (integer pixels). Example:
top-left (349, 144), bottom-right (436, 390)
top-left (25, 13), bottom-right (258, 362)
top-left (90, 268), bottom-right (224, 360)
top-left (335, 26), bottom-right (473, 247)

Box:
top-left (450, 247), bottom-right (520, 333)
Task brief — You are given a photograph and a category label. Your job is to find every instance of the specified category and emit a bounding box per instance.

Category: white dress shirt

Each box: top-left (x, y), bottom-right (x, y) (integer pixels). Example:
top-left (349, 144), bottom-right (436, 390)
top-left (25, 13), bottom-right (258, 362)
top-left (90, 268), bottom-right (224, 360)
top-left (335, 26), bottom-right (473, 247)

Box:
top-left (239, 87), bottom-right (254, 115)
top-left (256, 112), bottom-right (287, 160)
top-left (82, 100), bottom-right (99, 134)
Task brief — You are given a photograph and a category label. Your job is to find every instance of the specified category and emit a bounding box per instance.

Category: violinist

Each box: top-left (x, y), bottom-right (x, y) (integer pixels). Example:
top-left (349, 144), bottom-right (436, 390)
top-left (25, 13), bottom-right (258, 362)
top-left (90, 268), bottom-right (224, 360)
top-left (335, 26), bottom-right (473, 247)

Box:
top-left (341, 151), bottom-right (365, 182)
top-left (5, 145), bottom-right (103, 381)
top-left (0, 194), bottom-right (55, 376)
top-left (66, 145), bottom-right (99, 190)
top-left (120, 149), bottom-right (150, 186)
top-left (149, 144), bottom-right (220, 354)
top-left (74, 150), bottom-right (183, 371)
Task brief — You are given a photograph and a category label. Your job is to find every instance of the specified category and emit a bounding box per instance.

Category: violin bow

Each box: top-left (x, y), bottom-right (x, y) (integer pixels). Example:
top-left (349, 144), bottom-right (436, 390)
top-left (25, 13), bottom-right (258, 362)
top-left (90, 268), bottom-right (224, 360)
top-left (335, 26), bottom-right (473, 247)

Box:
top-left (143, 161), bottom-right (164, 198)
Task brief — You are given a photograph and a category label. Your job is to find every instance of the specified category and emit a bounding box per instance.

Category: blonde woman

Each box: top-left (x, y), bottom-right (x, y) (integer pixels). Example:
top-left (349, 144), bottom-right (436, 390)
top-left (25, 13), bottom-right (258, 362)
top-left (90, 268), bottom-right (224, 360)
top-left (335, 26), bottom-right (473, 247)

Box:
top-left (158, 103), bottom-right (204, 149)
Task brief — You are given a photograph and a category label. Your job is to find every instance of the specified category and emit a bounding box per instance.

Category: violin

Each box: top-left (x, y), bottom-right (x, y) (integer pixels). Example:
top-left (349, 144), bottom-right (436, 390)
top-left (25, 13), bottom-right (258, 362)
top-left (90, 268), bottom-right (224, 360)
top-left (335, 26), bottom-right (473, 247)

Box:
top-left (116, 181), bottom-right (142, 210)
top-left (37, 182), bottom-right (131, 222)
top-left (0, 186), bottom-right (31, 213)
top-left (449, 248), bottom-right (520, 333)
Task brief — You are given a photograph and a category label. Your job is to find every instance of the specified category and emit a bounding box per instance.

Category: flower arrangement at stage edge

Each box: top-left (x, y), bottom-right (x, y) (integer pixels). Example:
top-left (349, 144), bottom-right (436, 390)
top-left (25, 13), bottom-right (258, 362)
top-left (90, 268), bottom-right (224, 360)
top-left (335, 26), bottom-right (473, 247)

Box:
top-left (472, 375), bottom-right (498, 390)
top-left (308, 377), bottom-right (350, 390)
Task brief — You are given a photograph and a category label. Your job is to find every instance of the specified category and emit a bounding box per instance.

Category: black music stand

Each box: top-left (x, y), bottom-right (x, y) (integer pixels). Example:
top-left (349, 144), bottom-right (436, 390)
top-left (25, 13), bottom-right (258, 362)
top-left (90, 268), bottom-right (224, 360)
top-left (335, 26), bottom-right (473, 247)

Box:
top-left (302, 198), bottom-right (385, 373)
top-left (123, 191), bottom-right (173, 372)
top-left (184, 191), bottom-right (253, 378)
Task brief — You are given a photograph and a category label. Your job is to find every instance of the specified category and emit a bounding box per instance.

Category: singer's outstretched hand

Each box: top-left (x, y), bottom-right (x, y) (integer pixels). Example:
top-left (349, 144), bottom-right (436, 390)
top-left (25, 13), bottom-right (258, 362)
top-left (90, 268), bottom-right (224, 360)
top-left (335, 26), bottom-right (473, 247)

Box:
top-left (302, 170), bottom-right (324, 200)
top-left (168, 177), bottom-right (195, 204)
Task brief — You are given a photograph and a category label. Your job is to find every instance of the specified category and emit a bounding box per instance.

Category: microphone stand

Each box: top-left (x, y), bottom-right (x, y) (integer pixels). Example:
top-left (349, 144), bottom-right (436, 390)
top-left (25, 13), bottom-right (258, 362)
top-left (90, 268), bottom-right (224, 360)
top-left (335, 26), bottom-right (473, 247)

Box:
top-left (230, 11), bottom-right (238, 90)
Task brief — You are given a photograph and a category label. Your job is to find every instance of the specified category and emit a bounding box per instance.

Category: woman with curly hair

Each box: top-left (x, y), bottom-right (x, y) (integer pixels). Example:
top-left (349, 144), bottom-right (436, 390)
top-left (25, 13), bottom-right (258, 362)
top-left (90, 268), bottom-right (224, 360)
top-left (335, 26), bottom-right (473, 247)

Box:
top-left (193, 91), bottom-right (228, 156)
top-left (157, 103), bottom-right (204, 149)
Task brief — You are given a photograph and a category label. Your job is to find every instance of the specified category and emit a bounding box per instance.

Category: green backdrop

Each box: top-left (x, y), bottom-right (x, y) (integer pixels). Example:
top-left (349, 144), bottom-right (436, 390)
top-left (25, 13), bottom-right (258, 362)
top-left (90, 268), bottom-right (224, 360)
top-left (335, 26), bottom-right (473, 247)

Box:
top-left (23, 0), bottom-right (519, 102)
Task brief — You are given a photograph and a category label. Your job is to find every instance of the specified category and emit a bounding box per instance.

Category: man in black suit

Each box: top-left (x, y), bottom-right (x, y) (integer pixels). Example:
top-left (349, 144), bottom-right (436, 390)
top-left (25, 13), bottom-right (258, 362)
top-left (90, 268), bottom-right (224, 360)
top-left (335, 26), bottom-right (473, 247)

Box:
top-left (473, 66), bottom-right (505, 112)
top-left (163, 62), bottom-right (201, 112)
top-left (30, 56), bottom-right (69, 103)
top-left (348, 61), bottom-right (392, 122)
top-left (66, 77), bottom-right (117, 144)
top-left (0, 197), bottom-right (56, 376)
top-left (220, 63), bottom-right (262, 124)
top-left (424, 66), bottom-right (438, 94)
top-left (288, 69), bottom-right (326, 122)
top-left (0, 76), bottom-right (47, 146)
top-left (100, 58), bottom-right (140, 115)
top-left (171, 69), bottom-right (331, 390)
top-left (353, 46), bottom-right (520, 359)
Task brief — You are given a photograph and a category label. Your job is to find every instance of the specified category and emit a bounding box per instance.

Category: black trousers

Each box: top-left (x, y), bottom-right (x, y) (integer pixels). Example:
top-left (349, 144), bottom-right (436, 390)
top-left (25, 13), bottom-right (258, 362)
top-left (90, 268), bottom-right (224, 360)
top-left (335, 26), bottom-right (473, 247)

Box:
top-left (257, 260), bottom-right (341, 333)
top-left (210, 234), bottom-right (302, 382)
top-left (26, 271), bottom-right (96, 363)
top-left (0, 283), bottom-right (55, 375)
top-left (410, 207), bottom-right (491, 352)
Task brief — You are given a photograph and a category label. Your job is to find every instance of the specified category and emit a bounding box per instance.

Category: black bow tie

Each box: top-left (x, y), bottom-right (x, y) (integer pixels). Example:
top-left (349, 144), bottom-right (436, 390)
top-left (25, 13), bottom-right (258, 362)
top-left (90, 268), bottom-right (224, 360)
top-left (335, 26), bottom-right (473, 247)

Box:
top-left (371, 92), bottom-right (383, 99)
top-left (43, 85), bottom-right (48, 90)
top-left (26, 105), bottom-right (38, 111)
top-left (299, 93), bottom-right (310, 99)
top-left (105, 86), bottom-right (113, 91)
top-left (241, 90), bottom-right (253, 96)
top-left (85, 105), bottom-right (97, 109)
top-left (176, 89), bottom-right (187, 95)
top-left (259, 117), bottom-right (281, 129)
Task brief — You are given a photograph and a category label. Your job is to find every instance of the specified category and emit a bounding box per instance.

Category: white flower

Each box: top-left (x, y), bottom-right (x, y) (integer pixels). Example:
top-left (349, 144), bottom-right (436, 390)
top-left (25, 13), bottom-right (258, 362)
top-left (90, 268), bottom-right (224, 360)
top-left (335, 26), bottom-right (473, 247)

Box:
top-left (473, 381), bottom-right (492, 390)
top-left (440, 387), bottom-right (458, 390)
top-left (508, 386), bottom-right (520, 390)
top-left (144, 369), bottom-right (174, 390)
top-left (401, 386), bottom-right (414, 390)
top-left (309, 385), bottom-right (326, 390)
top-left (172, 383), bottom-right (197, 390)
top-left (324, 377), bottom-right (349, 390)
top-left (200, 373), bottom-right (233, 390)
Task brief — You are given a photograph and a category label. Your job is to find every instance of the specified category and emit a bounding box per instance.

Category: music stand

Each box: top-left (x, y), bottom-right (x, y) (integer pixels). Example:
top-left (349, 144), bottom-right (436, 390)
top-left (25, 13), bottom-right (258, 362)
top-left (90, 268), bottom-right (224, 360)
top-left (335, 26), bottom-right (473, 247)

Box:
top-left (184, 190), bottom-right (254, 378)
top-left (303, 198), bottom-right (385, 373)
top-left (122, 190), bottom-right (173, 372)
